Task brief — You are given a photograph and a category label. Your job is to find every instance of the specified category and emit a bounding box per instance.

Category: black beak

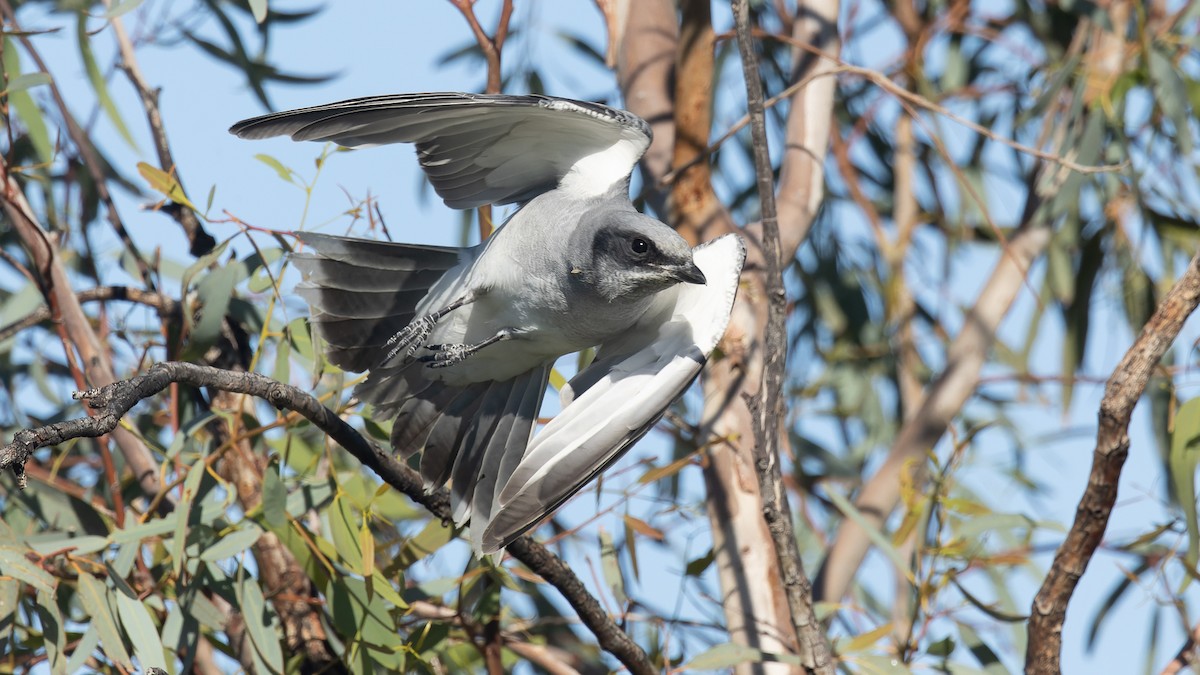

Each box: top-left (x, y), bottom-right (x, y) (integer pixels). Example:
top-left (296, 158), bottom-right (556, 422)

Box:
top-left (669, 261), bottom-right (707, 285)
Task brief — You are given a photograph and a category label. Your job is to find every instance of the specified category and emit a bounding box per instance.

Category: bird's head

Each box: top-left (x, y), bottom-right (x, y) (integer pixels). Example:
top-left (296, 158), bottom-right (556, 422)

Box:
top-left (570, 209), bottom-right (706, 302)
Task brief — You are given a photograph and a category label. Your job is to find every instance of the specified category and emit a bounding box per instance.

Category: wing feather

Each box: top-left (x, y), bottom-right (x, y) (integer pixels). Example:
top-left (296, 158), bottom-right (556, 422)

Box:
top-left (479, 234), bottom-right (747, 552)
top-left (231, 92), bottom-right (651, 208)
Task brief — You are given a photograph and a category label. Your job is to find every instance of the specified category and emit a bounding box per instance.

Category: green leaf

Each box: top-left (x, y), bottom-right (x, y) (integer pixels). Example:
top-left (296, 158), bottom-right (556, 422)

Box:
top-left (685, 548), bottom-right (715, 577)
top-left (330, 493), bottom-right (364, 573)
top-left (76, 15), bottom-right (137, 149)
top-left (2, 40), bottom-right (54, 164)
top-left (394, 518), bottom-right (454, 569)
top-left (263, 467), bottom-right (287, 528)
top-left (198, 522), bottom-right (263, 561)
top-left (110, 512), bottom-right (180, 545)
top-left (598, 529), bottom-right (627, 606)
top-left (825, 489), bottom-right (913, 583)
top-left (1149, 47), bottom-right (1193, 154)
top-left (76, 572), bottom-right (133, 668)
top-left (255, 153), bottom-right (296, 184)
top-left (35, 588), bottom-right (67, 674)
top-left (3, 71), bottom-right (51, 94)
top-left (138, 161), bottom-right (197, 210)
top-left (0, 545), bottom-right (56, 594)
top-left (103, 0), bottom-right (146, 19)
top-left (117, 591), bottom-right (167, 670)
top-left (65, 623), bottom-right (100, 674)
top-left (686, 643), bottom-right (764, 669)
top-left (183, 259), bottom-right (246, 360)
top-left (237, 569), bottom-right (284, 673)
top-left (1171, 397), bottom-right (1200, 575)
top-left (174, 458), bottom-right (208, 579)
top-left (957, 623), bottom-right (1007, 674)
top-left (325, 576), bottom-right (404, 669)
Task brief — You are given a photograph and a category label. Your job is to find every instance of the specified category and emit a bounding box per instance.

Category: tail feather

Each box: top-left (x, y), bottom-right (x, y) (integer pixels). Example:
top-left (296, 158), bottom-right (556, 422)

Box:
top-left (467, 365), bottom-right (549, 554)
top-left (449, 378), bottom-right (520, 524)
top-left (420, 383), bottom-right (489, 488)
top-left (292, 232), bottom-right (463, 372)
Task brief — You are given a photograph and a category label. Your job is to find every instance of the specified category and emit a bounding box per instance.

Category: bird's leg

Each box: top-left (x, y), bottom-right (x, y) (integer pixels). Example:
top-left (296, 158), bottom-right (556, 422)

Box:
top-left (420, 329), bottom-right (513, 369)
top-left (382, 291), bottom-right (477, 364)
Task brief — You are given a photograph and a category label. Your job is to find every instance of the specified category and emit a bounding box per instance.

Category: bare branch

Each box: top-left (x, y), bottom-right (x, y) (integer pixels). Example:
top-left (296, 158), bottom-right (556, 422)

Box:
top-left (616, 0), bottom-right (676, 215)
top-left (107, 8), bottom-right (216, 256)
top-left (670, 0), bottom-right (735, 246)
top-left (0, 285), bottom-right (179, 343)
top-left (0, 0), bottom-right (157, 289)
top-left (0, 361), bottom-right (657, 675)
top-left (0, 156), bottom-right (162, 497)
top-left (1159, 619), bottom-right (1200, 675)
top-left (1028, 252), bottom-right (1200, 671)
top-left (731, 2), bottom-right (833, 672)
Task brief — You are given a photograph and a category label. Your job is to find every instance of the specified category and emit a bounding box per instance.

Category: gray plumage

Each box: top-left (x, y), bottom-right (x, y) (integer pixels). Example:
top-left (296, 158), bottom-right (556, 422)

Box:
top-left (232, 93), bottom-right (744, 554)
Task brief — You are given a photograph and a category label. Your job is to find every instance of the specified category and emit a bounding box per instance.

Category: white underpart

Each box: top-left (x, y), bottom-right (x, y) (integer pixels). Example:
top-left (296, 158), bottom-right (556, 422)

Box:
top-left (557, 135), bottom-right (645, 198)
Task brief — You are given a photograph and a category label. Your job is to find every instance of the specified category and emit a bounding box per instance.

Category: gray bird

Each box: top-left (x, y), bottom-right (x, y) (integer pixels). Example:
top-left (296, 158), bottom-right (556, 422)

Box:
top-left (230, 93), bottom-right (745, 554)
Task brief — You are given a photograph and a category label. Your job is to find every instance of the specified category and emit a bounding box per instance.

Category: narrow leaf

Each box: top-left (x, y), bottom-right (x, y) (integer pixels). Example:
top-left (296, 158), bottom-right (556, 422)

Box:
top-left (76, 571), bottom-right (133, 668)
top-left (117, 591), bottom-right (167, 669)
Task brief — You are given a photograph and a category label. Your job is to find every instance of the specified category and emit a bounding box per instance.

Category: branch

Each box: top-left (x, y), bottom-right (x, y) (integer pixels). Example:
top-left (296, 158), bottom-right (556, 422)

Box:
top-left (731, 2), bottom-right (833, 673)
top-left (0, 362), bottom-right (656, 675)
top-left (1027, 250), bottom-right (1200, 672)
top-left (0, 0), bottom-right (157, 289)
top-left (107, 8), bottom-right (216, 257)
top-left (0, 156), bottom-right (162, 498)
top-left (1159, 619), bottom-right (1200, 675)
top-left (0, 285), bottom-right (179, 343)
top-left (616, 0), bottom-right (677, 216)
top-left (670, 0), bottom-right (735, 246)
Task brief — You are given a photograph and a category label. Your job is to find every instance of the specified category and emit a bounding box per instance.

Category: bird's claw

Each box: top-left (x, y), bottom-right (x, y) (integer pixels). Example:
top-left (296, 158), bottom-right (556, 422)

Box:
top-left (419, 343), bottom-right (472, 368)
top-left (383, 316), bottom-right (438, 364)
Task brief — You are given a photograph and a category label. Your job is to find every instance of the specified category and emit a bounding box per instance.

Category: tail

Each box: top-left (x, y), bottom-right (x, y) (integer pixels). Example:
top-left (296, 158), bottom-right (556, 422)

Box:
top-left (293, 232), bottom-right (551, 554)
top-left (291, 232), bottom-right (462, 373)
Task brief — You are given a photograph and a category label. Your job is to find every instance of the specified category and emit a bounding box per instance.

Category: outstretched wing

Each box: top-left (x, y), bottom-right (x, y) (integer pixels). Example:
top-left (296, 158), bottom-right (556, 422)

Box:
top-left (230, 92), bottom-right (651, 208)
top-left (478, 234), bottom-right (747, 554)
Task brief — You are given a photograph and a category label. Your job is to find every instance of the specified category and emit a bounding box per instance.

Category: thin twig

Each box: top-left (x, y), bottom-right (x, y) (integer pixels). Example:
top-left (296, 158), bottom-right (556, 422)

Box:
top-left (0, 285), bottom-right (179, 342)
top-left (1159, 619), bottom-right (1200, 675)
top-left (658, 29), bottom-right (1123, 188)
top-left (0, 0), bottom-right (158, 290)
top-left (1027, 250), bottom-right (1200, 672)
top-left (731, 2), bottom-right (834, 673)
top-left (0, 155), bottom-right (162, 497)
top-left (106, 6), bottom-right (216, 256)
top-left (0, 361), bottom-right (657, 675)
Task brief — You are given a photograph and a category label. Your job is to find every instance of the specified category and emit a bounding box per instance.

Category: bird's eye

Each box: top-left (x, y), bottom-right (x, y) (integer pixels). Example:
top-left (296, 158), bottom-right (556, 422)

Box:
top-left (631, 238), bottom-right (649, 255)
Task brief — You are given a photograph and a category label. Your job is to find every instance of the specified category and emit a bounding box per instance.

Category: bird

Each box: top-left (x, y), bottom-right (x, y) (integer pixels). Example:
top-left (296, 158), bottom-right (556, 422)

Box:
top-left (230, 93), bottom-right (745, 554)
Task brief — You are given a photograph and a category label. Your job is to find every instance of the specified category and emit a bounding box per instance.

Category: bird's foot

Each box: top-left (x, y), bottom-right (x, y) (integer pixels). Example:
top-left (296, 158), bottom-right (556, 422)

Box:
top-left (382, 316), bottom-right (437, 364)
top-left (420, 330), bottom-right (511, 369)
top-left (381, 291), bottom-right (479, 364)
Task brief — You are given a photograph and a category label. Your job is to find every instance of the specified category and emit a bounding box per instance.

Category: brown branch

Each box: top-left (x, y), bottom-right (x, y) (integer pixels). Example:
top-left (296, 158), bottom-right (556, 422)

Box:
top-left (107, 8), bottom-right (216, 256)
top-left (1159, 619), bottom-right (1200, 675)
top-left (0, 0), bottom-right (157, 289)
top-left (409, 600), bottom-right (584, 674)
top-left (731, 2), bottom-right (833, 673)
top-left (1027, 251), bottom-right (1200, 672)
top-left (448, 0), bottom-right (512, 241)
top-left (616, 0), bottom-right (677, 216)
top-left (670, 0), bottom-right (735, 246)
top-left (0, 361), bottom-right (656, 675)
top-left (0, 285), bottom-right (179, 342)
top-left (0, 155), bottom-right (162, 497)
